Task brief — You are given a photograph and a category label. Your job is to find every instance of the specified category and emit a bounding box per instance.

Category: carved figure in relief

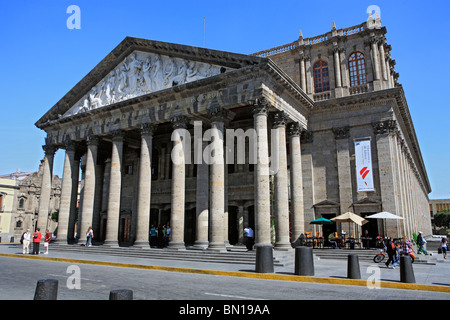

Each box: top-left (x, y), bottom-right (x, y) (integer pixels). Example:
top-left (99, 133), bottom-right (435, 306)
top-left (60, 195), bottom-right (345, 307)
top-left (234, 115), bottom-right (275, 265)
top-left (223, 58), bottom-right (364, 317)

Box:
top-left (126, 53), bottom-right (141, 94)
top-left (163, 57), bottom-right (175, 87)
top-left (116, 65), bottom-right (128, 97)
top-left (172, 59), bottom-right (188, 86)
top-left (151, 54), bottom-right (163, 92)
top-left (142, 57), bottom-right (153, 92)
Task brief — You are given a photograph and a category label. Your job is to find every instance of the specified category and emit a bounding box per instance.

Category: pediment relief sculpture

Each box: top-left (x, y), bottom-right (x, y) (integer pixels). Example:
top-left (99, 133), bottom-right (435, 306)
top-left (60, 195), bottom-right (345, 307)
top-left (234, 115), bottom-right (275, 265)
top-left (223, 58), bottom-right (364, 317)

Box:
top-left (64, 51), bottom-right (229, 117)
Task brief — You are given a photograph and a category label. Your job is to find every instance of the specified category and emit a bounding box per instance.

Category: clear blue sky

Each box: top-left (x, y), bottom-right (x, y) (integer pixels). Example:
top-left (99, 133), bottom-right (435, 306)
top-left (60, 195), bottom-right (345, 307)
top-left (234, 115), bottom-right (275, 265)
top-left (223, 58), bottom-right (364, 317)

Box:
top-left (0, 0), bottom-right (449, 199)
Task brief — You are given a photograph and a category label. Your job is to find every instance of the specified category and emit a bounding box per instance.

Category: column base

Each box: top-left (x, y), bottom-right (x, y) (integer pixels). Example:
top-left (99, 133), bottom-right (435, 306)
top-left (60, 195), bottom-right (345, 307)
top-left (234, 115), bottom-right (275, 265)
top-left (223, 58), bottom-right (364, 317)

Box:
top-left (168, 242), bottom-right (186, 250)
top-left (103, 240), bottom-right (120, 248)
top-left (133, 241), bottom-right (150, 248)
top-left (208, 242), bottom-right (228, 252)
top-left (274, 242), bottom-right (293, 251)
top-left (193, 240), bottom-right (209, 249)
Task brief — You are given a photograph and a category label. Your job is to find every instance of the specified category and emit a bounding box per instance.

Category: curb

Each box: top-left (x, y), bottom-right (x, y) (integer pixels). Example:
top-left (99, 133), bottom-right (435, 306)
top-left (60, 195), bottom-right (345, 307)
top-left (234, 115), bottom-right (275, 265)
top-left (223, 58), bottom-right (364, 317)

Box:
top-left (1, 253), bottom-right (450, 294)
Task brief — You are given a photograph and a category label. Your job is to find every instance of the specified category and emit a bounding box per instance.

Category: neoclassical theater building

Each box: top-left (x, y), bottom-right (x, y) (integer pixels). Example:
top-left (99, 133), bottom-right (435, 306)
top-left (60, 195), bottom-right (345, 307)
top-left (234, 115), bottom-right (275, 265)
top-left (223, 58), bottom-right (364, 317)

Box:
top-left (34, 14), bottom-right (432, 250)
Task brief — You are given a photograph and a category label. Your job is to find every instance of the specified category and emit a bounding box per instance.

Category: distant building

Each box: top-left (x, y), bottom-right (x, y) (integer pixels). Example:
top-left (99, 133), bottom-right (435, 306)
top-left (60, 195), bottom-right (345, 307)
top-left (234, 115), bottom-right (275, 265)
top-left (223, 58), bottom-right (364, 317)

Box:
top-left (0, 163), bottom-right (61, 241)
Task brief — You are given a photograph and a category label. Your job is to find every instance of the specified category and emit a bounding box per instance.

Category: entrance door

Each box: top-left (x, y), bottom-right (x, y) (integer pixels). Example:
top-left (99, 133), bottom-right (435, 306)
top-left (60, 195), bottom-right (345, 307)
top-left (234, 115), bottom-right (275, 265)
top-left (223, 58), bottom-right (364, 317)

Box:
top-left (120, 217), bottom-right (131, 243)
top-left (322, 214), bottom-right (337, 240)
top-left (361, 212), bottom-right (378, 245)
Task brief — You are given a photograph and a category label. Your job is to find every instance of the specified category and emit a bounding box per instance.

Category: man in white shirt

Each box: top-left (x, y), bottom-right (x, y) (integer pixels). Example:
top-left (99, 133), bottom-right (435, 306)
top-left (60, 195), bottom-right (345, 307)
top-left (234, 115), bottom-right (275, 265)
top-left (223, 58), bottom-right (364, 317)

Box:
top-left (22, 229), bottom-right (31, 254)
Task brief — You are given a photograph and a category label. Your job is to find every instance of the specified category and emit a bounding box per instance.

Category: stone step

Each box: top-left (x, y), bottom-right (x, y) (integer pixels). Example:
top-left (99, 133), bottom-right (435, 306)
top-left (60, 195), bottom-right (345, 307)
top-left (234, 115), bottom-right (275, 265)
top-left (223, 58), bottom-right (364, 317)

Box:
top-left (35, 244), bottom-right (289, 266)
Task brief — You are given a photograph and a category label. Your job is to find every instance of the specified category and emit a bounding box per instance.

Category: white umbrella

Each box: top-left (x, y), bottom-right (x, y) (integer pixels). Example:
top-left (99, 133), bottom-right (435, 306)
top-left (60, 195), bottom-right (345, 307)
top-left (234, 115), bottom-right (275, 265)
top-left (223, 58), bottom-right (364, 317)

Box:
top-left (365, 211), bottom-right (404, 237)
top-left (365, 212), bottom-right (404, 220)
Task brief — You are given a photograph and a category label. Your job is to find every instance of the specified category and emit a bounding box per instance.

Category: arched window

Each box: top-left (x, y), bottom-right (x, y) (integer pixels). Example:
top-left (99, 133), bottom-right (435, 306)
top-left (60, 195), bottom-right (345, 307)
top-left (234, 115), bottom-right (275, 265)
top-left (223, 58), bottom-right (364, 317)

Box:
top-left (348, 52), bottom-right (366, 86)
top-left (313, 60), bottom-right (330, 93)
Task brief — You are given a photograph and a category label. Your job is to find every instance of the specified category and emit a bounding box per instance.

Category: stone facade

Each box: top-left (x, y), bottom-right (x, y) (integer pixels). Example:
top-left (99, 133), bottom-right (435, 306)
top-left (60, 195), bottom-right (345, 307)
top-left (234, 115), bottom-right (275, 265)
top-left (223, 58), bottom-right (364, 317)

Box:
top-left (34, 14), bottom-right (432, 249)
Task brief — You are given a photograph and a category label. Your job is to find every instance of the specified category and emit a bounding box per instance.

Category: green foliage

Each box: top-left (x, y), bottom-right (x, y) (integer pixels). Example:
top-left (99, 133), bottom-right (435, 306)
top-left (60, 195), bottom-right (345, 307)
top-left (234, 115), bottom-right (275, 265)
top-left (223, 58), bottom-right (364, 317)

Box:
top-left (434, 210), bottom-right (450, 229)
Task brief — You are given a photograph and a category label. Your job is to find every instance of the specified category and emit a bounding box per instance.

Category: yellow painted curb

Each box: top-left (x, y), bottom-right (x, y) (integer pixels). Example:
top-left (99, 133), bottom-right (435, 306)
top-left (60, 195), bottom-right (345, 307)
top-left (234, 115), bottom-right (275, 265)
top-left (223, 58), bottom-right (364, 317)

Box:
top-left (1, 253), bottom-right (450, 293)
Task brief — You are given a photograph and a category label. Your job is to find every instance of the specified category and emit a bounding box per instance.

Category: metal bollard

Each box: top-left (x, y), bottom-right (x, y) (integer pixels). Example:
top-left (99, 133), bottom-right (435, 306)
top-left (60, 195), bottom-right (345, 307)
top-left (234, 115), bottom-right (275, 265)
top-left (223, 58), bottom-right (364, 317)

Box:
top-left (255, 245), bottom-right (274, 273)
top-left (400, 255), bottom-right (415, 283)
top-left (109, 289), bottom-right (133, 300)
top-left (34, 279), bottom-right (58, 300)
top-left (295, 246), bottom-right (314, 276)
top-left (347, 254), bottom-right (361, 279)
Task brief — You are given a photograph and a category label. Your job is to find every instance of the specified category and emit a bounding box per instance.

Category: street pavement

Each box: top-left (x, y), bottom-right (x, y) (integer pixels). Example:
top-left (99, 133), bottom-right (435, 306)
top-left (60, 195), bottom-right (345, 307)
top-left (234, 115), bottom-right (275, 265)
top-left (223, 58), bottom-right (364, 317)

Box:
top-left (0, 242), bottom-right (449, 302)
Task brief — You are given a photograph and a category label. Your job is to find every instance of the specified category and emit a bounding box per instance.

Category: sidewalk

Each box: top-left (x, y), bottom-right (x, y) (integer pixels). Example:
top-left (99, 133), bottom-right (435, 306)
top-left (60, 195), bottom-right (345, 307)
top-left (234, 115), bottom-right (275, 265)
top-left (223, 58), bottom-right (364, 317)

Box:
top-left (1, 243), bottom-right (449, 293)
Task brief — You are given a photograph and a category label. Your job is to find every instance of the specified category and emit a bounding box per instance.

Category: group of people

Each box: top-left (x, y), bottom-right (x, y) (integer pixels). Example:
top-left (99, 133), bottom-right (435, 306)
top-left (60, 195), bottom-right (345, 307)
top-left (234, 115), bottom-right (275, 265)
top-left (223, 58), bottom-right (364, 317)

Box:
top-left (384, 236), bottom-right (412, 269)
top-left (149, 225), bottom-right (171, 248)
top-left (21, 228), bottom-right (52, 255)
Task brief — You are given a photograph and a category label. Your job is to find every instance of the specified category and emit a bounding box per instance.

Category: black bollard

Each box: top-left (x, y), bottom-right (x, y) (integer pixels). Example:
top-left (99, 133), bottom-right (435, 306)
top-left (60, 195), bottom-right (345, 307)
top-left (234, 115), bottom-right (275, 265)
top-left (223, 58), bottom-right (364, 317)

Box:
top-left (255, 245), bottom-right (274, 273)
top-left (295, 246), bottom-right (314, 276)
top-left (400, 255), bottom-right (415, 283)
top-left (347, 254), bottom-right (361, 279)
top-left (34, 279), bottom-right (58, 300)
top-left (109, 289), bottom-right (133, 300)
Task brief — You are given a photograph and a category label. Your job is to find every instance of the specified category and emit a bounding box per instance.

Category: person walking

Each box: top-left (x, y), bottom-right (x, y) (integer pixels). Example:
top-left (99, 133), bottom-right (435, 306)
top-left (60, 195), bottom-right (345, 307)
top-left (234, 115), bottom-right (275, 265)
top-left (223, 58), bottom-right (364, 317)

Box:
top-left (32, 228), bottom-right (42, 255)
top-left (402, 236), bottom-right (413, 257)
top-left (416, 231), bottom-right (428, 255)
top-left (243, 226), bottom-right (254, 251)
top-left (85, 227), bottom-right (93, 247)
top-left (22, 229), bottom-right (31, 254)
top-left (44, 230), bottom-right (51, 254)
top-left (385, 237), bottom-right (396, 269)
top-left (441, 237), bottom-right (448, 259)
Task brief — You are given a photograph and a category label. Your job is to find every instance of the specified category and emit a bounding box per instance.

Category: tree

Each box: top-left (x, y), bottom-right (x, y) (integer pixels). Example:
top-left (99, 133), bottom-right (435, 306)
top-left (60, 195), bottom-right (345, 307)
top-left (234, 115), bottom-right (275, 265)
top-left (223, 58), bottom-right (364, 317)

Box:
top-left (434, 210), bottom-right (450, 229)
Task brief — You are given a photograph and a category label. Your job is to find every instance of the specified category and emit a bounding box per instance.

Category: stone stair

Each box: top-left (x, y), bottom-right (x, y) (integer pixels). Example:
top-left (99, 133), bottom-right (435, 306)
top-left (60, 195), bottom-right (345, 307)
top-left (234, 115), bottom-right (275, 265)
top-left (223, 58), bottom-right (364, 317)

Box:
top-left (38, 243), bottom-right (290, 266)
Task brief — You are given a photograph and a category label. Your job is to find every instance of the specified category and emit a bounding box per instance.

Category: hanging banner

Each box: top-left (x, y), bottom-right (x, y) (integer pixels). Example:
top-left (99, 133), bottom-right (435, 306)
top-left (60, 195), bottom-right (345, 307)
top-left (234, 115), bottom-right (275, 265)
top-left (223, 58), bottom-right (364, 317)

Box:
top-left (355, 139), bottom-right (374, 192)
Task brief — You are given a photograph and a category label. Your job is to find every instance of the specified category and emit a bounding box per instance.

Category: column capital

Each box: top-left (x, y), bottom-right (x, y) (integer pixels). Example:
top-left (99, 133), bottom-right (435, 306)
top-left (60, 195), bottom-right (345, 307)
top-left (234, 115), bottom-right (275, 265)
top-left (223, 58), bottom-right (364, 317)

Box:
top-left (271, 111), bottom-right (289, 128)
top-left (207, 106), bottom-right (228, 123)
top-left (250, 97), bottom-right (271, 115)
top-left (86, 134), bottom-right (101, 146)
top-left (372, 119), bottom-right (397, 135)
top-left (332, 126), bottom-right (350, 139)
top-left (111, 129), bottom-right (124, 141)
top-left (170, 115), bottom-right (189, 129)
top-left (287, 122), bottom-right (304, 137)
top-left (140, 122), bottom-right (157, 135)
top-left (42, 144), bottom-right (57, 156)
top-left (300, 130), bottom-right (313, 144)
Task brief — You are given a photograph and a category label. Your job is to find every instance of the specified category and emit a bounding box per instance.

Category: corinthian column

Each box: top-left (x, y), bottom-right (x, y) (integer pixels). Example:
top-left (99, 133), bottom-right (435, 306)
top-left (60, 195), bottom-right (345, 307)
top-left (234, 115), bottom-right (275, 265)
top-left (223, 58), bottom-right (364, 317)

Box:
top-left (79, 134), bottom-right (100, 243)
top-left (272, 111), bottom-right (291, 249)
top-left (207, 106), bottom-right (227, 251)
top-left (194, 138), bottom-right (209, 248)
top-left (55, 140), bottom-right (77, 244)
top-left (37, 142), bottom-right (57, 231)
top-left (134, 123), bottom-right (157, 247)
top-left (288, 123), bottom-right (305, 241)
top-left (251, 98), bottom-right (272, 246)
top-left (104, 130), bottom-right (124, 247)
top-left (169, 116), bottom-right (189, 250)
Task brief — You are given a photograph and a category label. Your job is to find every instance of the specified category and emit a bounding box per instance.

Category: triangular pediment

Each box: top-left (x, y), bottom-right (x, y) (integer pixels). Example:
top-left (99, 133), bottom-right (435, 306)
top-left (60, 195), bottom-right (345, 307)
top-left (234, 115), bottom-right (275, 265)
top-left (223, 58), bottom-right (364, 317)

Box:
top-left (36, 37), bottom-right (264, 127)
top-left (64, 50), bottom-right (232, 117)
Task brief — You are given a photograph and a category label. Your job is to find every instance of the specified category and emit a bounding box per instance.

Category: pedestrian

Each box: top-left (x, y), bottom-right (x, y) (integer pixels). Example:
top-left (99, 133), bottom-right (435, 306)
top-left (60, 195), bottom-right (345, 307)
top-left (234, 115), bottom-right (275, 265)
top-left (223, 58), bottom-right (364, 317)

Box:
top-left (44, 229), bottom-right (51, 254)
top-left (416, 231), bottom-right (428, 255)
top-left (402, 236), bottom-right (413, 257)
top-left (22, 229), bottom-right (31, 254)
top-left (150, 225), bottom-right (157, 248)
top-left (32, 228), bottom-right (42, 255)
top-left (85, 227), bottom-right (93, 247)
top-left (393, 242), bottom-right (401, 268)
top-left (243, 226), bottom-right (254, 251)
top-left (165, 225), bottom-right (171, 247)
top-left (363, 230), bottom-right (370, 249)
top-left (157, 225), bottom-right (164, 248)
top-left (441, 237), bottom-right (448, 259)
top-left (385, 237), bottom-right (396, 269)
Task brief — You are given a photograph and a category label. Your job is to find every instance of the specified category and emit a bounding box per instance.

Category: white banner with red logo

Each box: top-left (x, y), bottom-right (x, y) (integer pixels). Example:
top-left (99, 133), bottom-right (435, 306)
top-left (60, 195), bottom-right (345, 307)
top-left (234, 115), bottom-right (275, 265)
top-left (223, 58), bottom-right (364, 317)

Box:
top-left (355, 139), bottom-right (374, 192)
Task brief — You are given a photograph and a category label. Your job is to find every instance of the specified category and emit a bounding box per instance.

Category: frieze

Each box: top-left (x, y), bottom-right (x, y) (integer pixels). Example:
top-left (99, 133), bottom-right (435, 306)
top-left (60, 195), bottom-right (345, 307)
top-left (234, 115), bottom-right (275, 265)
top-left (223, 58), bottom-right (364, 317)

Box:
top-left (64, 51), bottom-right (229, 118)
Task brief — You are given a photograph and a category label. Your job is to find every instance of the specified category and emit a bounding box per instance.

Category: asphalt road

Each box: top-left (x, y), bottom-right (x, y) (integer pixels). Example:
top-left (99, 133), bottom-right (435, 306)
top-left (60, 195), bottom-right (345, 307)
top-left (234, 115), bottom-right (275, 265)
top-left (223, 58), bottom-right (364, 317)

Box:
top-left (1, 255), bottom-right (449, 302)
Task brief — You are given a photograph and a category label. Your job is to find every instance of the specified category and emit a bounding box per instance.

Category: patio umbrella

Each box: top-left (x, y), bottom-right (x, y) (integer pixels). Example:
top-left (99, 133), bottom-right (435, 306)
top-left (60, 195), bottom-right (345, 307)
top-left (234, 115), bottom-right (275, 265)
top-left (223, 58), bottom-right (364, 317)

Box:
top-left (331, 212), bottom-right (368, 240)
top-left (310, 217), bottom-right (334, 225)
top-left (365, 211), bottom-right (404, 237)
top-left (330, 212), bottom-right (368, 226)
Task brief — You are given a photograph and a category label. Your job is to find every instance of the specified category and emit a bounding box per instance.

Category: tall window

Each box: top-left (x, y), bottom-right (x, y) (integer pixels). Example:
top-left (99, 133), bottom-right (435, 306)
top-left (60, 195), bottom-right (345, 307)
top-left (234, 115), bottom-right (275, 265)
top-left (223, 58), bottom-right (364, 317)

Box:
top-left (313, 60), bottom-right (330, 93)
top-left (348, 52), bottom-right (366, 86)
